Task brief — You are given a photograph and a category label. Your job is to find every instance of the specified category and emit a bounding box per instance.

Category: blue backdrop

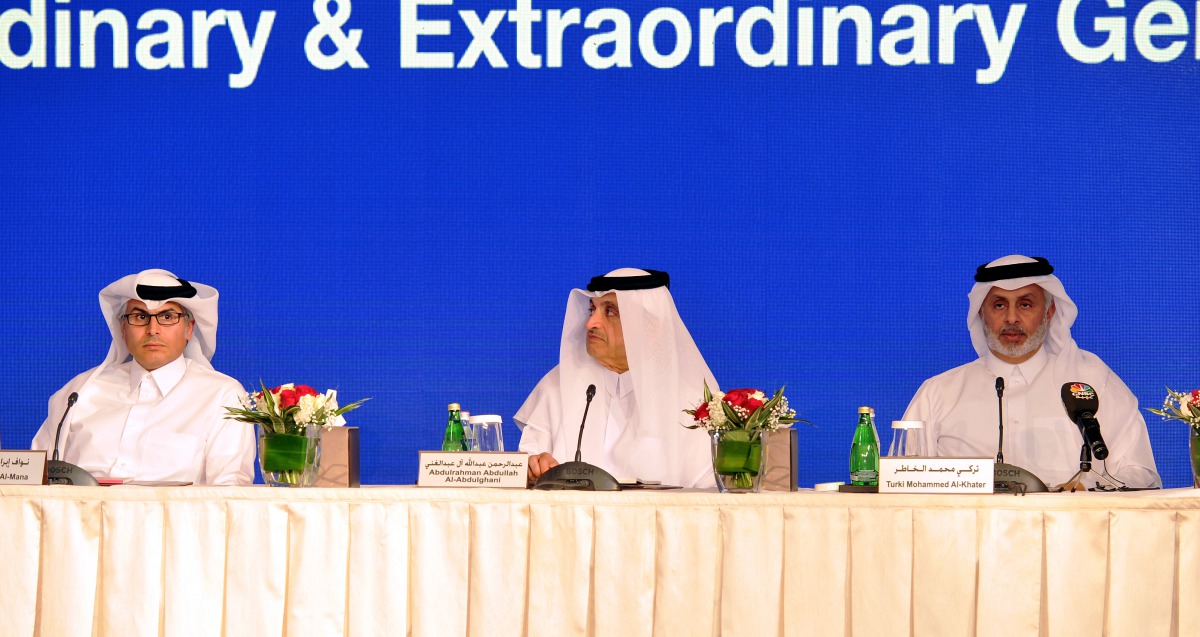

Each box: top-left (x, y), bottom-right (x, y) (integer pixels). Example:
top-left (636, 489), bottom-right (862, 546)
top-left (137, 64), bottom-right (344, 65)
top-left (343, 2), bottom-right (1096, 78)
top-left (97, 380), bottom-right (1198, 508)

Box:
top-left (2, 0), bottom-right (1197, 486)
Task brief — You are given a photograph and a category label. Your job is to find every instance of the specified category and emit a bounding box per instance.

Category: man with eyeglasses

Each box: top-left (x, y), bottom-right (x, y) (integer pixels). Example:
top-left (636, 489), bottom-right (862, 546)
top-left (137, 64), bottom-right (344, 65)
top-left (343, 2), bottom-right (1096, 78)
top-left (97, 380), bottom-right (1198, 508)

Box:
top-left (31, 269), bottom-right (255, 485)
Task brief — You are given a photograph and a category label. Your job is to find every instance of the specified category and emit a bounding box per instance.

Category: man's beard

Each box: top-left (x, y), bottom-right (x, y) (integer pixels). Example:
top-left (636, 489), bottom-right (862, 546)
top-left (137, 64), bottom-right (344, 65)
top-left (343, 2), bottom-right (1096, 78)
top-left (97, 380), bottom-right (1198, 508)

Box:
top-left (984, 318), bottom-right (1049, 360)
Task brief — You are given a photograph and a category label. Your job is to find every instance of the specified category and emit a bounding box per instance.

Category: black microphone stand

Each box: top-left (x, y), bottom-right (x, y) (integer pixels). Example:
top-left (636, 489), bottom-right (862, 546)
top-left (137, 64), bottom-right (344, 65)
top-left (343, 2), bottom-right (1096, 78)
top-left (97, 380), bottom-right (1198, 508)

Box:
top-left (532, 384), bottom-right (620, 491)
top-left (1055, 441), bottom-right (1121, 492)
top-left (992, 377), bottom-right (1048, 495)
top-left (46, 392), bottom-right (98, 486)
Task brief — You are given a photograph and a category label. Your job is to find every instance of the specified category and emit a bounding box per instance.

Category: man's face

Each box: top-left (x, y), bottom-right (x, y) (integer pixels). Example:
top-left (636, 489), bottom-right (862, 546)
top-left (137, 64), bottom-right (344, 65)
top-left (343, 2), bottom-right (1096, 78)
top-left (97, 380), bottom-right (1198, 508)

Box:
top-left (584, 292), bottom-right (629, 374)
top-left (121, 300), bottom-right (194, 371)
top-left (979, 284), bottom-right (1056, 364)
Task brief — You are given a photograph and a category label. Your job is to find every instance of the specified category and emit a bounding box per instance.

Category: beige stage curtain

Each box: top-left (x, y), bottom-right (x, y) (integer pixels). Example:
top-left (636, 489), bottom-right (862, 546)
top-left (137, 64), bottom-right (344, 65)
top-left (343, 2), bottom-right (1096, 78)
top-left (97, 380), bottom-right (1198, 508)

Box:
top-left (1, 486), bottom-right (1198, 637)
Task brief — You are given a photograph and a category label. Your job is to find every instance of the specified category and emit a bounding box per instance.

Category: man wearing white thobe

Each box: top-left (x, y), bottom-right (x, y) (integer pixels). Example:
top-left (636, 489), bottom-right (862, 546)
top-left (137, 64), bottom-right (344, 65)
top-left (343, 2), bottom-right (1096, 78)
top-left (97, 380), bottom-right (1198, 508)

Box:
top-left (902, 255), bottom-right (1159, 489)
top-left (516, 268), bottom-right (718, 488)
top-left (32, 270), bottom-right (255, 485)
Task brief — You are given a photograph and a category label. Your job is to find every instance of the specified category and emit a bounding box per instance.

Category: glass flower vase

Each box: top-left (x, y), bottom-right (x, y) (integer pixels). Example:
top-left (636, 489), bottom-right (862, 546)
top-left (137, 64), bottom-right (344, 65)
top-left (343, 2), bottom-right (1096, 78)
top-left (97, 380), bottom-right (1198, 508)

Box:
top-left (711, 429), bottom-right (763, 493)
top-left (1191, 427), bottom-right (1200, 489)
top-left (258, 424), bottom-right (321, 487)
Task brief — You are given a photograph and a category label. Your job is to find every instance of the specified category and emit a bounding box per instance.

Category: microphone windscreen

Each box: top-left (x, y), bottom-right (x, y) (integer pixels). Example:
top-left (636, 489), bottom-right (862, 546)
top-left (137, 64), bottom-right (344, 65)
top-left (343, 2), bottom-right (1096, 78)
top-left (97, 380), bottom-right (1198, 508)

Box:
top-left (586, 384), bottom-right (596, 400)
top-left (1061, 382), bottom-right (1099, 414)
top-left (67, 392), bottom-right (79, 405)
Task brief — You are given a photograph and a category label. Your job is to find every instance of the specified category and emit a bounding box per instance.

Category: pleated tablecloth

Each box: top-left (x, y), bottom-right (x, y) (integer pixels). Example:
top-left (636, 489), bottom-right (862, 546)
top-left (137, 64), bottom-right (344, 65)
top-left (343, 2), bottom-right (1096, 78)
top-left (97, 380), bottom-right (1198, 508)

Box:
top-left (1, 485), bottom-right (1197, 637)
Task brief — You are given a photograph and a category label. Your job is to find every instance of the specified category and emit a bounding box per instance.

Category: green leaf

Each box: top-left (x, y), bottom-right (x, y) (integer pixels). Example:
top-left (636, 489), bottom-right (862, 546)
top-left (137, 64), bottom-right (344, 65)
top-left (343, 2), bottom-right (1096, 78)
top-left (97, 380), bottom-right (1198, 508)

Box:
top-left (745, 407), bottom-right (767, 432)
top-left (721, 429), bottom-right (751, 443)
top-left (702, 379), bottom-right (714, 403)
top-left (333, 397), bottom-right (370, 417)
top-left (259, 380), bottom-right (277, 414)
top-left (720, 400), bottom-right (743, 427)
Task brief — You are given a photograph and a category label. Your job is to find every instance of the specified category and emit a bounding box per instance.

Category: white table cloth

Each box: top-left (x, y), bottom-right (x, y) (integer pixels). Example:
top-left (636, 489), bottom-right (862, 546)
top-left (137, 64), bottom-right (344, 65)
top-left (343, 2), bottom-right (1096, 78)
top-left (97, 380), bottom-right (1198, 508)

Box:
top-left (1, 485), bottom-right (1197, 636)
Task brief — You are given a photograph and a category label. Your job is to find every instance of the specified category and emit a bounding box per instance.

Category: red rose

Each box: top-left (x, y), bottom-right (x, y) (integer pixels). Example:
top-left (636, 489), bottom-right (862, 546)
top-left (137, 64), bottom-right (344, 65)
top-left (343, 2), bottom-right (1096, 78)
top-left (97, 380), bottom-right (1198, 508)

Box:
top-left (694, 402), bottom-right (711, 421)
top-left (724, 389), bottom-right (764, 413)
top-left (277, 389), bottom-right (299, 409)
top-left (295, 385), bottom-right (319, 398)
top-left (1191, 389), bottom-right (1200, 402)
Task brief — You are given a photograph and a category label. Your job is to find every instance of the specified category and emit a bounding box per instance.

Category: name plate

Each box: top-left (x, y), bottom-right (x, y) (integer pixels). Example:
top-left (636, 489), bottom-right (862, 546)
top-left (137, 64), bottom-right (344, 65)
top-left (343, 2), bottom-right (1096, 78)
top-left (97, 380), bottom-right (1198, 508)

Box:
top-left (417, 451), bottom-right (529, 488)
top-left (879, 457), bottom-right (994, 493)
top-left (0, 450), bottom-right (48, 485)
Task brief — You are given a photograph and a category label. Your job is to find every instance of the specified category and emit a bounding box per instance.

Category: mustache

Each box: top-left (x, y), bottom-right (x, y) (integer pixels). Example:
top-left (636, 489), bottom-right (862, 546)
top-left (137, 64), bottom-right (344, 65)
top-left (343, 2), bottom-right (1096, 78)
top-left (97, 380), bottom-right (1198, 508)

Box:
top-left (999, 325), bottom-right (1026, 336)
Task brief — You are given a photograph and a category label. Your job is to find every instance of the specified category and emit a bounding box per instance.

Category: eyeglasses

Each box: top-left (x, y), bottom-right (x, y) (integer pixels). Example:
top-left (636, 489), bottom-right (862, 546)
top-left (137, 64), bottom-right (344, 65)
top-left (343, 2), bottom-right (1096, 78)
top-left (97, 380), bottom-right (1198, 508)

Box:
top-left (121, 310), bottom-right (191, 326)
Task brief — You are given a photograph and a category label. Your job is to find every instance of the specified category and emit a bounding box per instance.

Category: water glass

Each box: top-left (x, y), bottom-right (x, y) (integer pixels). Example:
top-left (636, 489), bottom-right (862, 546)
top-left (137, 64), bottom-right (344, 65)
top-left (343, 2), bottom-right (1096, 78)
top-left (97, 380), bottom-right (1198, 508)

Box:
top-left (471, 415), bottom-right (505, 452)
top-left (888, 420), bottom-right (925, 457)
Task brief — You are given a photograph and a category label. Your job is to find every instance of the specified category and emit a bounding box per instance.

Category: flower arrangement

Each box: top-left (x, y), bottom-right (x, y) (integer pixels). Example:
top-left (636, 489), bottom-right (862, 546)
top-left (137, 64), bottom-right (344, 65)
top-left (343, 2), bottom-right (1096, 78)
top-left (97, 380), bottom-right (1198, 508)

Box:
top-left (1146, 388), bottom-right (1200, 432)
top-left (225, 383), bottom-right (369, 487)
top-left (684, 380), bottom-right (800, 434)
top-left (684, 381), bottom-right (802, 491)
top-left (225, 382), bottom-right (369, 435)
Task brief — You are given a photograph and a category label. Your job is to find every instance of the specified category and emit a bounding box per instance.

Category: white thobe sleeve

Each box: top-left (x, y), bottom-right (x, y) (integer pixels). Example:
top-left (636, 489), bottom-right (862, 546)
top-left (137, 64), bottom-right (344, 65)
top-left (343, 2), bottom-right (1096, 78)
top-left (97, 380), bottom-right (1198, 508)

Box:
top-left (901, 378), bottom-right (941, 458)
top-left (1094, 371), bottom-right (1161, 488)
top-left (203, 382), bottom-right (257, 486)
top-left (514, 368), bottom-right (560, 459)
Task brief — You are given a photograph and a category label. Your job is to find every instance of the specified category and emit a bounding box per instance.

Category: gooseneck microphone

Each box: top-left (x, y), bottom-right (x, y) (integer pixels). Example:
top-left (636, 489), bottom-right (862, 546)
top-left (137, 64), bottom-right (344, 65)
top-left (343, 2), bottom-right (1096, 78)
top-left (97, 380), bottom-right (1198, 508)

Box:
top-left (994, 378), bottom-right (1005, 464)
top-left (991, 376), bottom-right (1048, 494)
top-left (574, 384), bottom-right (596, 463)
top-left (533, 383), bottom-right (621, 491)
top-left (1061, 383), bottom-right (1109, 460)
top-left (51, 392), bottom-right (79, 461)
top-left (46, 391), bottom-right (99, 486)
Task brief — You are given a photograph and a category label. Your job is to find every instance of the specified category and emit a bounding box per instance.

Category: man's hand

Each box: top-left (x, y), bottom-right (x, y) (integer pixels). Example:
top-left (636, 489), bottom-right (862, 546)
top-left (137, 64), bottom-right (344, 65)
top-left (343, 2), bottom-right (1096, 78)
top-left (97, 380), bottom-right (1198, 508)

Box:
top-left (528, 452), bottom-right (559, 484)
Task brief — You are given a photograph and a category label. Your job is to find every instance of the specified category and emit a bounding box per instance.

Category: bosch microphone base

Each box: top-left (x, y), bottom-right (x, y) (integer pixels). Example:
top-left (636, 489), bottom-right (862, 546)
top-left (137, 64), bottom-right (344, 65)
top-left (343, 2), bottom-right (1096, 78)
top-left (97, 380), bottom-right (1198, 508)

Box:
top-left (532, 461), bottom-right (621, 491)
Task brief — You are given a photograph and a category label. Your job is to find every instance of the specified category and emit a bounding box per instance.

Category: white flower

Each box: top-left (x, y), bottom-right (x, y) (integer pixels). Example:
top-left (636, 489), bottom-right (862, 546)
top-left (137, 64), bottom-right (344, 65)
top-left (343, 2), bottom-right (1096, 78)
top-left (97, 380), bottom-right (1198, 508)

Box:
top-left (706, 395), bottom-right (730, 429)
top-left (296, 393), bottom-right (323, 425)
top-left (238, 392), bottom-right (255, 410)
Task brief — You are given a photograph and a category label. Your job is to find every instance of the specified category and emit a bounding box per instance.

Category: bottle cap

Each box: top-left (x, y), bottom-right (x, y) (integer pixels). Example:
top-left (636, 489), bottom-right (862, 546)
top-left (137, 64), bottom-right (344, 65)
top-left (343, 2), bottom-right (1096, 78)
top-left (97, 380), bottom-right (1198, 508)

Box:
top-left (448, 402), bottom-right (460, 410)
top-left (858, 406), bottom-right (872, 414)
top-left (469, 415), bottom-right (503, 424)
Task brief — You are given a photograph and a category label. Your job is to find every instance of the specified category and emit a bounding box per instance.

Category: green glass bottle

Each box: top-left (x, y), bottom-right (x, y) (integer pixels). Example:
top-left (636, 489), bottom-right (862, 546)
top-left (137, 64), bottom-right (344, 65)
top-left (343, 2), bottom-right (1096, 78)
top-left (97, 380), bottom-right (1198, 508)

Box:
top-left (442, 402), bottom-right (466, 451)
top-left (850, 406), bottom-right (880, 486)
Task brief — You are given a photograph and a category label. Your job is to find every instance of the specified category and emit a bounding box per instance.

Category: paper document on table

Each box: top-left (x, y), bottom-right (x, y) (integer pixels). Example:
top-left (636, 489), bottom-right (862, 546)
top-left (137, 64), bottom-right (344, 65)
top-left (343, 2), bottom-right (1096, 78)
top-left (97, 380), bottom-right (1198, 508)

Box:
top-left (618, 479), bottom-right (682, 490)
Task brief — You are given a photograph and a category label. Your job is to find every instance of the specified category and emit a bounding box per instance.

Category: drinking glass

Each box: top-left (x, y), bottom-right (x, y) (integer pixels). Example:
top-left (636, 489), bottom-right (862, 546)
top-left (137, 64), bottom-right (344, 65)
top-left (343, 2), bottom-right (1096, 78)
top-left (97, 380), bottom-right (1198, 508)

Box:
top-left (472, 415), bottom-right (505, 452)
top-left (888, 420), bottom-right (925, 457)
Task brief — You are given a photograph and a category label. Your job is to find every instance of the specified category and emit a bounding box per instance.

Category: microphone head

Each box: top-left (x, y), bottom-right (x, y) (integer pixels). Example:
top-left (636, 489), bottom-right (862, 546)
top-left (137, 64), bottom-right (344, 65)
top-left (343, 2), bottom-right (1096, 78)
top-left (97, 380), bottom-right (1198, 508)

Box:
top-left (67, 392), bottom-right (79, 406)
top-left (586, 384), bottom-right (596, 401)
top-left (1061, 382), bottom-right (1098, 419)
top-left (995, 377), bottom-right (1004, 393)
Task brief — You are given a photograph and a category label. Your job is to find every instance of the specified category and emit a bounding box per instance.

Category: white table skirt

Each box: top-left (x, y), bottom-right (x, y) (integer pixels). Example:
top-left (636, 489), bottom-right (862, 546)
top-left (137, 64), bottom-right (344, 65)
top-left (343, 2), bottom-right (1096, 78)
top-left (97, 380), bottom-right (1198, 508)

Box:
top-left (1, 485), bottom-right (1197, 637)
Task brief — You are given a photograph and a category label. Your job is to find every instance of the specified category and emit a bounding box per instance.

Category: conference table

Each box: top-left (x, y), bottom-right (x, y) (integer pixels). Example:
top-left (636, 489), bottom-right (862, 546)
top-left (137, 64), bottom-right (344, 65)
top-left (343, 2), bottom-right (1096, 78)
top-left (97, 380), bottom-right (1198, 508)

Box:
top-left (1, 484), bottom-right (1197, 637)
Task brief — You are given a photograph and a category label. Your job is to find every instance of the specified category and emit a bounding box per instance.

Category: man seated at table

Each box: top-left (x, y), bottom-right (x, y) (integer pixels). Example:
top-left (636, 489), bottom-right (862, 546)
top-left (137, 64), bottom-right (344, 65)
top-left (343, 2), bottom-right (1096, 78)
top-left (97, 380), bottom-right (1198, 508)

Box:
top-left (516, 268), bottom-right (718, 487)
top-left (32, 269), bottom-right (255, 485)
top-left (901, 255), bottom-right (1159, 489)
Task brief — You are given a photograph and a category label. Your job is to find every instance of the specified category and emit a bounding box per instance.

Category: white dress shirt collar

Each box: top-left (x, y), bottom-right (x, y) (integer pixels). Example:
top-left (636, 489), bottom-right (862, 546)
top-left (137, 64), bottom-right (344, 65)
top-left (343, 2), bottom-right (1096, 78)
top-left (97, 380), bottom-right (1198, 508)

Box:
top-left (984, 345), bottom-right (1049, 384)
top-left (602, 368), bottom-right (634, 399)
top-left (128, 355), bottom-right (188, 396)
